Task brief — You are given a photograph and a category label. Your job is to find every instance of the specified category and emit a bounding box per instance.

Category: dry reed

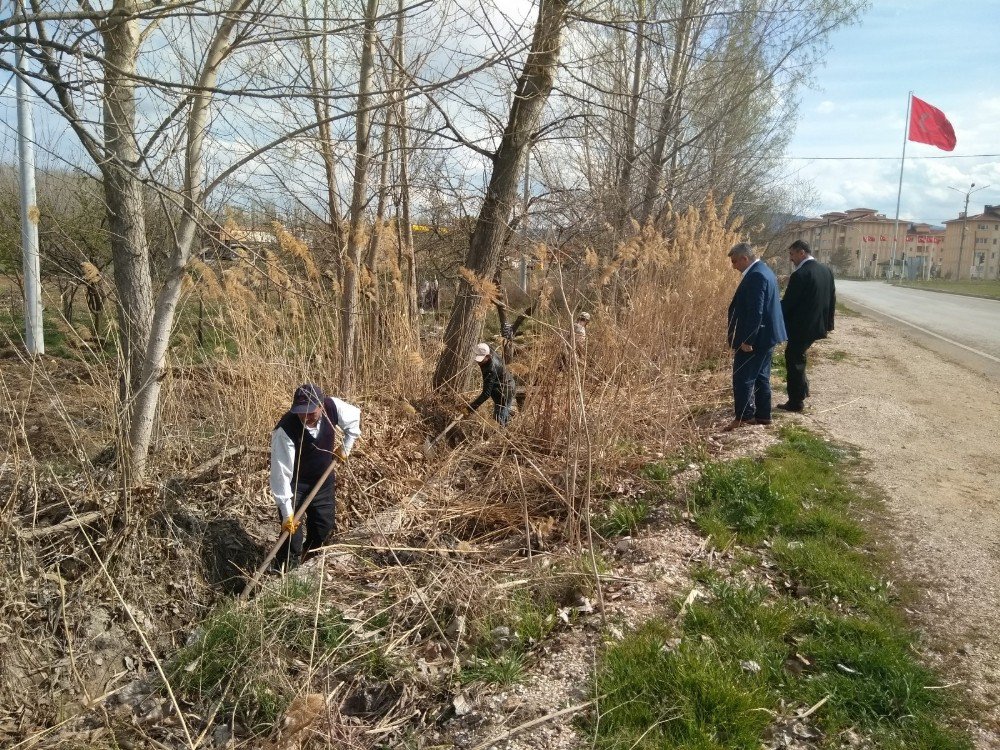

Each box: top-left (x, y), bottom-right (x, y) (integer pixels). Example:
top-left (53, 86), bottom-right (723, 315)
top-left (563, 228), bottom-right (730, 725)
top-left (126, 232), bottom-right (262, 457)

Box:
top-left (0, 195), bottom-right (744, 747)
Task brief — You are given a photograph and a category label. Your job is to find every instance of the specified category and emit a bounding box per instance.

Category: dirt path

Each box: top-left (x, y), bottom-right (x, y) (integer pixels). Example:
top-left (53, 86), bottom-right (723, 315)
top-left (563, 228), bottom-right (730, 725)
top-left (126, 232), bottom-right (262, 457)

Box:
top-left (800, 312), bottom-right (1000, 747)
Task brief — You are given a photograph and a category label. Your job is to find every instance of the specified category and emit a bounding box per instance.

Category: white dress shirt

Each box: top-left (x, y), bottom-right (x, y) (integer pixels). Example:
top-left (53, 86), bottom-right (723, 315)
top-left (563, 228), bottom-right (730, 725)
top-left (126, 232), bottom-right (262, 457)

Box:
top-left (269, 397), bottom-right (362, 519)
top-left (793, 256), bottom-right (815, 272)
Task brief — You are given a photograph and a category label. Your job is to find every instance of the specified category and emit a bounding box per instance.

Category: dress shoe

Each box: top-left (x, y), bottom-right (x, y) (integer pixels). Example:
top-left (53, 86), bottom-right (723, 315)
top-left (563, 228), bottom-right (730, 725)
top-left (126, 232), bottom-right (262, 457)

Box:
top-left (752, 418), bottom-right (772, 426)
top-left (722, 419), bottom-right (753, 432)
top-left (776, 402), bottom-right (803, 412)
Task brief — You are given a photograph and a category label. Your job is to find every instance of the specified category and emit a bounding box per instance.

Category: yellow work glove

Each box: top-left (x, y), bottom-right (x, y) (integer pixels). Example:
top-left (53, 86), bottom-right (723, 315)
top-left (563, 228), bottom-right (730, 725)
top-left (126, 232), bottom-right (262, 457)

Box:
top-left (334, 445), bottom-right (348, 463)
top-left (281, 516), bottom-right (299, 535)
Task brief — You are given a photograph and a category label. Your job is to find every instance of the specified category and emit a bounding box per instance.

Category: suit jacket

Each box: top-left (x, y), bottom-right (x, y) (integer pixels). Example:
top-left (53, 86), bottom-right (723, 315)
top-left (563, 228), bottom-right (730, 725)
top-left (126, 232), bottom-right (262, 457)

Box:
top-left (781, 258), bottom-right (836, 345)
top-left (728, 260), bottom-right (787, 351)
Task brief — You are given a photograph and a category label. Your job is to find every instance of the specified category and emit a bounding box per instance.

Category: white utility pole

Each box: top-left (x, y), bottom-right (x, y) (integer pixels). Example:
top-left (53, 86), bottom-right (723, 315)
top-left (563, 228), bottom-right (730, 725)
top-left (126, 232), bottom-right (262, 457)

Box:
top-left (16, 27), bottom-right (44, 355)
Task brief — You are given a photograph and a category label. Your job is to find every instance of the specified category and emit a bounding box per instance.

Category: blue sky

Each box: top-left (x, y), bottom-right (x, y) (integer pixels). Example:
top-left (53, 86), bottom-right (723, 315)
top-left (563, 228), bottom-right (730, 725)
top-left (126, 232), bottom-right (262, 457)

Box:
top-left (784, 0), bottom-right (1000, 226)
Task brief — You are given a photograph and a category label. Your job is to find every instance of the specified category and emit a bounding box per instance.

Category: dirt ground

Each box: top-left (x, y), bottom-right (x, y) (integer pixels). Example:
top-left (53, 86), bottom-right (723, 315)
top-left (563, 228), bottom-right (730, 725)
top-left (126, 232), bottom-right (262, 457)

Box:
top-left (800, 312), bottom-right (1000, 748)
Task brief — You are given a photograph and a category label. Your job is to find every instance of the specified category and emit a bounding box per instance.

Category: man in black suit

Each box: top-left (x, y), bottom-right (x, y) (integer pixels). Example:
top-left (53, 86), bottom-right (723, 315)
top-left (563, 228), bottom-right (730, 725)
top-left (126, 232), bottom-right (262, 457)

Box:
top-left (779, 240), bottom-right (836, 412)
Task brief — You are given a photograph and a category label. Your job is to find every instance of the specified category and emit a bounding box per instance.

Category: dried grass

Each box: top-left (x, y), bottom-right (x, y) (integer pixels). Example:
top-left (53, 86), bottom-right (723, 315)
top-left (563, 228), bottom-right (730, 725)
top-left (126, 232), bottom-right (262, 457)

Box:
top-left (0, 196), bottom-right (743, 747)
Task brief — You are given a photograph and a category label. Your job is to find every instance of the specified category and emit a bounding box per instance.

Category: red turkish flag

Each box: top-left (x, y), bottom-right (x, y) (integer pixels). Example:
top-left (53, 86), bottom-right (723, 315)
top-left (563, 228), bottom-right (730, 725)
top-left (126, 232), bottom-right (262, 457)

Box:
top-left (908, 96), bottom-right (956, 151)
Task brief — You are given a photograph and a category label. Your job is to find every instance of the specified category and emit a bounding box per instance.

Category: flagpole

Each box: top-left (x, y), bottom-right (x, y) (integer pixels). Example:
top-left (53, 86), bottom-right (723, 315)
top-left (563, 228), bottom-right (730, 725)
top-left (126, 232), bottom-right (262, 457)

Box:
top-left (889, 91), bottom-right (912, 279)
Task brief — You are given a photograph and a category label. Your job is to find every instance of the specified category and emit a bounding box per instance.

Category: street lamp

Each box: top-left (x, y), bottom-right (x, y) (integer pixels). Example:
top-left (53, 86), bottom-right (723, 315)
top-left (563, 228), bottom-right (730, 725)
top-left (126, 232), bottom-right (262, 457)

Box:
top-left (949, 183), bottom-right (990, 280)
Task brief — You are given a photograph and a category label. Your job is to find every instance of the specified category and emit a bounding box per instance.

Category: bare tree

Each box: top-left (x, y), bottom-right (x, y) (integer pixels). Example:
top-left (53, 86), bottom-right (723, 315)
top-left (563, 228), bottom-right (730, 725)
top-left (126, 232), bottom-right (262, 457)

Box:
top-left (340, 0), bottom-right (380, 394)
top-left (616, 0), bottom-right (647, 227)
top-left (433, 0), bottom-right (570, 391)
top-left (1, 0), bottom-right (863, 478)
top-left (392, 0), bottom-right (419, 342)
top-left (637, 0), bottom-right (705, 224)
top-left (3, 1), bottom-right (266, 478)
top-left (300, 0), bottom-right (348, 273)
top-left (1, 1), bottom-right (382, 477)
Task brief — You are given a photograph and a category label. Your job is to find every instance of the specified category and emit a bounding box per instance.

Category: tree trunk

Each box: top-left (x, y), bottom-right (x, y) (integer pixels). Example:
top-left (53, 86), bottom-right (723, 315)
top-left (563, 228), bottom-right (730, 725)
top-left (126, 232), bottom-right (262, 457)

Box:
top-left (433, 0), bottom-right (569, 391)
top-left (339, 0), bottom-right (379, 395)
top-left (393, 0), bottom-right (419, 346)
top-left (616, 1), bottom-right (645, 228)
top-left (302, 0), bottom-right (346, 276)
top-left (366, 112), bottom-right (392, 275)
top-left (100, 5), bottom-right (154, 462)
top-left (639, 0), bottom-right (700, 224)
top-left (124, 0), bottom-right (253, 478)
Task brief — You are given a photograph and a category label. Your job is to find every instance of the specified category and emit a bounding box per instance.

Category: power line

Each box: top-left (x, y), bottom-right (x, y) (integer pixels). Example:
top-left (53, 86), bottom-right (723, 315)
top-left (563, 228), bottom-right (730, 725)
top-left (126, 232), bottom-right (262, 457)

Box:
top-left (787, 154), bottom-right (1000, 161)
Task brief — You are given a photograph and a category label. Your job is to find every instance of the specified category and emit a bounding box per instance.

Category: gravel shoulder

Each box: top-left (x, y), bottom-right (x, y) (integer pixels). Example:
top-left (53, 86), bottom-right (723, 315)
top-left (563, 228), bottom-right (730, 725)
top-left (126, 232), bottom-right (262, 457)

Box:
top-left (797, 312), bottom-right (1000, 747)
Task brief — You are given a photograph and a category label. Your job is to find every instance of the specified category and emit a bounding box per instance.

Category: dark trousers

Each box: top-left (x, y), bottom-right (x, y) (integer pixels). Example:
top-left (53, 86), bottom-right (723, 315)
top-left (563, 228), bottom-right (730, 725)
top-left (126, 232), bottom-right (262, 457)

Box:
top-left (493, 390), bottom-right (516, 427)
top-left (784, 340), bottom-right (811, 406)
top-left (276, 477), bottom-right (335, 568)
top-left (732, 347), bottom-right (774, 421)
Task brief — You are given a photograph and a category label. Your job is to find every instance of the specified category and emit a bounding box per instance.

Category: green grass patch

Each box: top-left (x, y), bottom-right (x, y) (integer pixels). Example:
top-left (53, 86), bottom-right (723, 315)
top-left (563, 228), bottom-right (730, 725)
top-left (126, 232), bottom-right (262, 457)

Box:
top-left (0, 307), bottom-right (103, 360)
top-left (168, 578), bottom-right (354, 729)
top-left (892, 278), bottom-right (1000, 300)
top-left (594, 620), bottom-right (772, 749)
top-left (836, 301), bottom-right (861, 317)
top-left (461, 590), bottom-right (563, 687)
top-left (588, 426), bottom-right (970, 749)
top-left (596, 497), bottom-right (651, 537)
top-left (691, 460), bottom-right (796, 544)
top-left (0, 279), bottom-right (125, 360)
top-left (796, 612), bottom-right (953, 737)
top-left (640, 462), bottom-right (673, 483)
top-left (771, 536), bottom-right (889, 611)
top-left (460, 652), bottom-right (527, 687)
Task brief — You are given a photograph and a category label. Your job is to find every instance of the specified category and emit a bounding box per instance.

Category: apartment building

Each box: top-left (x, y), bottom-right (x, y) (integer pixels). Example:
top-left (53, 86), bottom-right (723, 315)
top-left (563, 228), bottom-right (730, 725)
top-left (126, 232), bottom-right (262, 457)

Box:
top-left (941, 205), bottom-right (1000, 280)
top-left (774, 208), bottom-right (945, 278)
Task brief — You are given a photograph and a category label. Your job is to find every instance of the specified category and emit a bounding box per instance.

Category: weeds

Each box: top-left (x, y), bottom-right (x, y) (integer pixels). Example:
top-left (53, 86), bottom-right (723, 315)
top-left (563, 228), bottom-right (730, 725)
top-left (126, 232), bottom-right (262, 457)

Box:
top-left (169, 579), bottom-right (352, 729)
top-left (461, 652), bottom-right (527, 687)
top-left (462, 591), bottom-right (560, 687)
top-left (772, 350), bottom-right (787, 380)
top-left (596, 497), bottom-right (651, 537)
top-left (691, 459), bottom-right (794, 543)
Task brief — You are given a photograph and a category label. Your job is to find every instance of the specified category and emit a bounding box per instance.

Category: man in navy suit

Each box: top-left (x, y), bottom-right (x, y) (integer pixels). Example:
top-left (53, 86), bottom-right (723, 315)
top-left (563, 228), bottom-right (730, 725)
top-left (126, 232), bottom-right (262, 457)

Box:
top-left (779, 240), bottom-right (836, 412)
top-left (725, 243), bottom-right (787, 431)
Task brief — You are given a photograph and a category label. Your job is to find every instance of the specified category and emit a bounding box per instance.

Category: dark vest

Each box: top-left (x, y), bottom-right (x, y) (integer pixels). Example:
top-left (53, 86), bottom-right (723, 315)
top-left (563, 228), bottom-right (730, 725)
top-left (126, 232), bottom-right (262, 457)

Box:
top-left (275, 396), bottom-right (339, 488)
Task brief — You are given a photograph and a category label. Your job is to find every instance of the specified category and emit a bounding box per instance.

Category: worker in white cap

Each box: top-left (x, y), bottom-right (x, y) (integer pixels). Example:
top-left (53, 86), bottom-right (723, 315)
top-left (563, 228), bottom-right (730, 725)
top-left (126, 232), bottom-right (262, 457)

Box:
top-left (468, 343), bottom-right (516, 426)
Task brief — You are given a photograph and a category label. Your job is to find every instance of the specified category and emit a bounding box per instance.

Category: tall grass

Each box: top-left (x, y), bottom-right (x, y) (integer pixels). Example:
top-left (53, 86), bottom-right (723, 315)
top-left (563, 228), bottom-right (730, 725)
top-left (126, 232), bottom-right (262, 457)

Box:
top-left (1, 196), bottom-right (745, 743)
top-left (506, 196), bottom-right (740, 542)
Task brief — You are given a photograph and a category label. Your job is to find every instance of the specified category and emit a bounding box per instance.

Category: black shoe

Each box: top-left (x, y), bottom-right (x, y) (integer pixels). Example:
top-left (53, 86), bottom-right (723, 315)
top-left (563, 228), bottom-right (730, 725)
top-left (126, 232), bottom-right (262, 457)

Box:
top-left (777, 402), bottom-right (803, 412)
top-left (752, 418), bottom-right (772, 426)
top-left (268, 553), bottom-right (300, 574)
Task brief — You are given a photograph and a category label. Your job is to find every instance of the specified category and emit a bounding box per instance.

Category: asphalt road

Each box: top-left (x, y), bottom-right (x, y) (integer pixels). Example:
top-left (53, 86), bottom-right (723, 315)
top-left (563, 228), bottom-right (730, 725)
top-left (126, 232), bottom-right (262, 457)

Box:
top-left (835, 280), bottom-right (1000, 377)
